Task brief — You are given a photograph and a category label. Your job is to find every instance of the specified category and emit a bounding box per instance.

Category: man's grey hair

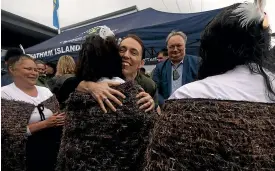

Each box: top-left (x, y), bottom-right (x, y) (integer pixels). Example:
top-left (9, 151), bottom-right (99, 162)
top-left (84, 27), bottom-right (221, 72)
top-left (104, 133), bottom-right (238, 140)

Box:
top-left (166, 31), bottom-right (187, 44)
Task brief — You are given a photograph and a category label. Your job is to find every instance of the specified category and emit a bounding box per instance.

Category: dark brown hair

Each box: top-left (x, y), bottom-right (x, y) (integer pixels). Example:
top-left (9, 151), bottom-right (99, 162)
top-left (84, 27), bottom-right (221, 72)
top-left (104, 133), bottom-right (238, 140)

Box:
top-left (4, 48), bottom-right (23, 62)
top-left (121, 34), bottom-right (145, 59)
top-left (198, 3), bottom-right (275, 100)
top-left (76, 35), bottom-right (123, 81)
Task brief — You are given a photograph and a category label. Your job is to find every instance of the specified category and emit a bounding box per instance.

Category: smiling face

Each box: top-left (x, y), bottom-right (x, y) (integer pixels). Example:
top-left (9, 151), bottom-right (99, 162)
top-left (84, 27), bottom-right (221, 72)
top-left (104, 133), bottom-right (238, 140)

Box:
top-left (119, 37), bottom-right (145, 77)
top-left (9, 58), bottom-right (39, 86)
top-left (36, 63), bottom-right (46, 75)
top-left (167, 35), bottom-right (186, 63)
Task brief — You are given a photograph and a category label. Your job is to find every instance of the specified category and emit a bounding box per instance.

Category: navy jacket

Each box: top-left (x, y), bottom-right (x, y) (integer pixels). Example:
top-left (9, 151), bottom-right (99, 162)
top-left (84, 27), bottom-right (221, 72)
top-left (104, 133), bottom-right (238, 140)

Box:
top-left (152, 55), bottom-right (200, 106)
top-left (1, 73), bottom-right (13, 87)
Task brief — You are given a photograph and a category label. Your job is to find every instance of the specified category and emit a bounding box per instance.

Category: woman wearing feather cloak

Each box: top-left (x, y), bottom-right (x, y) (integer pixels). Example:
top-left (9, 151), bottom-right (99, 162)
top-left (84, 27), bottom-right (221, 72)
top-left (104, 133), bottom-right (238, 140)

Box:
top-left (170, 0), bottom-right (275, 103)
top-left (1, 54), bottom-right (64, 171)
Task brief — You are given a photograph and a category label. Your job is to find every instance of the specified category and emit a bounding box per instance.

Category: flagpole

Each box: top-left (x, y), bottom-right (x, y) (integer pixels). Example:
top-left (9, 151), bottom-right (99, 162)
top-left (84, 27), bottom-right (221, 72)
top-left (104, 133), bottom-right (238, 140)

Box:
top-left (57, 0), bottom-right (61, 34)
top-left (19, 44), bottom-right (25, 54)
top-left (53, 0), bottom-right (61, 34)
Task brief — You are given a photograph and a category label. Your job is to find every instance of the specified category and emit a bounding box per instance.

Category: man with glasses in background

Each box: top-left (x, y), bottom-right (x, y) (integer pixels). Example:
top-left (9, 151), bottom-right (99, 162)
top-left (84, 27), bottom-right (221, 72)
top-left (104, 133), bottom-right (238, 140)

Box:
top-left (152, 31), bottom-right (200, 107)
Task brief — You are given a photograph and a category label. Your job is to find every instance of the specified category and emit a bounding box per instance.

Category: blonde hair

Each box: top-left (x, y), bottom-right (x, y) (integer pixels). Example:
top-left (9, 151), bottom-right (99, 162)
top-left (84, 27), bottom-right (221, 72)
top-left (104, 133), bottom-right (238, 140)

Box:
top-left (56, 55), bottom-right (76, 76)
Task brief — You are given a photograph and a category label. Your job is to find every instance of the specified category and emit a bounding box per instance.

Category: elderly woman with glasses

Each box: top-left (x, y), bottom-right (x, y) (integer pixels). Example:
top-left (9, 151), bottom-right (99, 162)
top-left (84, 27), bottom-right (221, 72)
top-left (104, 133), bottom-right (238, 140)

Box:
top-left (1, 54), bottom-right (64, 171)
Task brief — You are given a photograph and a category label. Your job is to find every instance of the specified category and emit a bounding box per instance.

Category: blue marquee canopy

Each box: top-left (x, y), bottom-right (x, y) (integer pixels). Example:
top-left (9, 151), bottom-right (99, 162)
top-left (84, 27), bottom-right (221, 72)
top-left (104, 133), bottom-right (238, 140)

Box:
top-left (24, 7), bottom-right (222, 64)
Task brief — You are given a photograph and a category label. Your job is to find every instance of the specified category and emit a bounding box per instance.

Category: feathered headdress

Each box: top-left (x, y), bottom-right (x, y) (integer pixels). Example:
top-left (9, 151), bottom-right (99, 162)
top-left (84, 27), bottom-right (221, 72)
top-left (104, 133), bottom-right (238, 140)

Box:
top-left (232, 0), bottom-right (269, 29)
top-left (87, 25), bottom-right (115, 40)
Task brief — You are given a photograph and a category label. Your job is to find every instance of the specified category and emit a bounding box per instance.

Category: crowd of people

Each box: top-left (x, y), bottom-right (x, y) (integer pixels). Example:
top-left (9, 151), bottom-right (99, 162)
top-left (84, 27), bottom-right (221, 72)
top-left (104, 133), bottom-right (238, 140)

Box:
top-left (1, 1), bottom-right (275, 170)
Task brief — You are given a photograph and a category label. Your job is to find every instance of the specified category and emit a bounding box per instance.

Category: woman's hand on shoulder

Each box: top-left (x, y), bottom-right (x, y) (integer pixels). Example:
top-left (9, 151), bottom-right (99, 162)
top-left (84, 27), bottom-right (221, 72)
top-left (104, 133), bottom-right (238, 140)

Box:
top-left (77, 81), bottom-right (126, 113)
top-left (136, 90), bottom-right (155, 112)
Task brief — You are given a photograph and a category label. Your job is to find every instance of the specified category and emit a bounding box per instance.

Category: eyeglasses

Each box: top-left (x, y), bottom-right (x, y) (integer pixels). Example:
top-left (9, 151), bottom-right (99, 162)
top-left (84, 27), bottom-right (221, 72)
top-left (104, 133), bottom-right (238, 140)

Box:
top-left (173, 69), bottom-right (180, 80)
top-left (168, 44), bottom-right (183, 50)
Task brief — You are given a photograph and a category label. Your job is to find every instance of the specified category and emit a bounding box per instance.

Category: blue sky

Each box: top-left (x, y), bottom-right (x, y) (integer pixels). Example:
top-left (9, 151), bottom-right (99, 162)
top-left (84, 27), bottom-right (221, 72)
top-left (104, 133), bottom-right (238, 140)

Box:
top-left (2, 0), bottom-right (275, 32)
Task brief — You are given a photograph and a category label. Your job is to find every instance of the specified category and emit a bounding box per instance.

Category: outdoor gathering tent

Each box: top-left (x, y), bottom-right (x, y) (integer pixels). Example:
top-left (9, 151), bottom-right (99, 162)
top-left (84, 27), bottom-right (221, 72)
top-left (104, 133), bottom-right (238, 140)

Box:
top-left (25, 7), bottom-right (222, 64)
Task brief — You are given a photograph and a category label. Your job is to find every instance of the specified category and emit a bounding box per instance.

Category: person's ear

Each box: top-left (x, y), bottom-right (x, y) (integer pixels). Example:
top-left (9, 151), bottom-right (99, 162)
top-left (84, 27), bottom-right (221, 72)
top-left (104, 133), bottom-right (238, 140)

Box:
top-left (8, 66), bottom-right (15, 75)
top-left (138, 60), bottom-right (145, 69)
